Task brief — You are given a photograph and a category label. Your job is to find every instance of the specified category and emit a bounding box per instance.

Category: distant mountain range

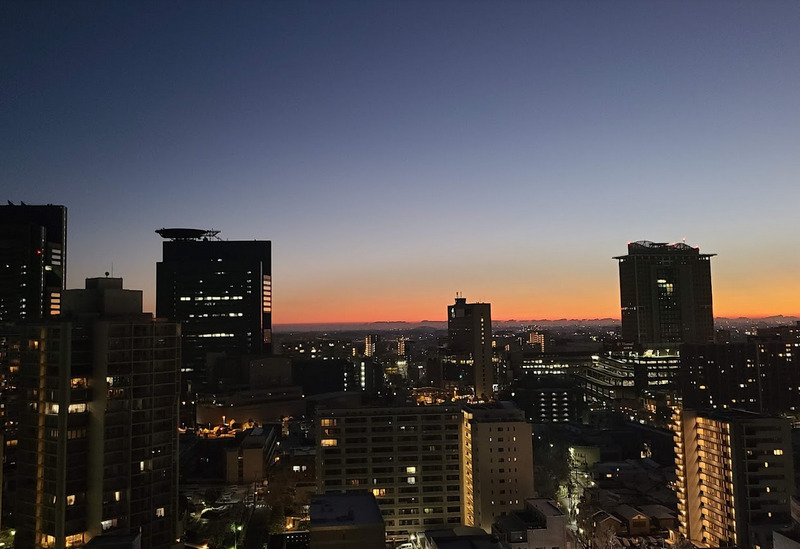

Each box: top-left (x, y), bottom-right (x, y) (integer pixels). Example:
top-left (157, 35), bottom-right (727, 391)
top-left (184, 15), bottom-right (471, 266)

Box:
top-left (275, 316), bottom-right (800, 333)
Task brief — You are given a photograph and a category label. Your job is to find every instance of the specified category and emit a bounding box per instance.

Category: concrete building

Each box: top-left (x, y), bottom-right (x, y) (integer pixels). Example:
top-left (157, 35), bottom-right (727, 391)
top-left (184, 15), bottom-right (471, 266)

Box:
top-left (155, 228), bottom-right (271, 394)
top-left (316, 405), bottom-right (463, 541)
top-left (492, 498), bottom-right (567, 549)
top-left (615, 241), bottom-right (714, 347)
top-left (447, 296), bottom-right (493, 399)
top-left (316, 402), bottom-right (535, 539)
top-left (224, 426), bottom-right (279, 484)
top-left (14, 277), bottom-right (180, 549)
top-left (460, 403), bottom-right (535, 532)
top-left (309, 492), bottom-right (385, 549)
top-left (674, 408), bottom-right (795, 549)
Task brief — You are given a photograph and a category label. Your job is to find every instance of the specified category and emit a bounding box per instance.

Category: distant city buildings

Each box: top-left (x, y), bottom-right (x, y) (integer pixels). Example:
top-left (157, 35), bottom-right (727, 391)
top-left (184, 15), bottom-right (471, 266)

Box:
top-left (14, 277), bottom-right (180, 549)
top-left (364, 334), bottom-right (379, 357)
top-left (155, 228), bottom-right (272, 393)
top-left (615, 241), bottom-right (715, 347)
top-left (446, 296), bottom-right (494, 399)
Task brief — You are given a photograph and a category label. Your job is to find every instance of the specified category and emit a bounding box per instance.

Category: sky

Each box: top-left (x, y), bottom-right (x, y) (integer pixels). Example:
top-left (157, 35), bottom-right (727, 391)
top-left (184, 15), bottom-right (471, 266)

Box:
top-left (3, 1), bottom-right (800, 324)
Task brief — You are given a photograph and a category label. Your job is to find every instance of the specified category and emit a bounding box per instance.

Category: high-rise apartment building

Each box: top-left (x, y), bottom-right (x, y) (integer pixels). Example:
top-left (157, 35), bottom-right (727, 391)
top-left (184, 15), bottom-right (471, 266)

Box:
top-left (316, 406), bottom-right (463, 541)
top-left (155, 229), bottom-right (271, 392)
top-left (615, 241), bottom-right (714, 346)
top-left (461, 403), bottom-right (535, 532)
top-left (447, 296), bottom-right (494, 399)
top-left (14, 277), bottom-right (180, 549)
top-left (364, 334), bottom-right (379, 357)
top-left (0, 203), bottom-right (67, 322)
top-left (673, 409), bottom-right (794, 549)
top-left (680, 341), bottom-right (800, 416)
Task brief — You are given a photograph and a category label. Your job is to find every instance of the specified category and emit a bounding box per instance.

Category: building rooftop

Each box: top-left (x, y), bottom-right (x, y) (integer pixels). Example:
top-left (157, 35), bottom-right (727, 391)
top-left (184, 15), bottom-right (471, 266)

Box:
top-left (309, 492), bottom-right (383, 528)
top-left (614, 240), bottom-right (715, 259)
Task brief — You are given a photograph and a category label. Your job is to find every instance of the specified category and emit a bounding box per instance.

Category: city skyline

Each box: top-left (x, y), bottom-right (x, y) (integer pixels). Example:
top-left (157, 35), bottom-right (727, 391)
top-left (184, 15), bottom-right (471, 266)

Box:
top-left (4, 2), bottom-right (800, 324)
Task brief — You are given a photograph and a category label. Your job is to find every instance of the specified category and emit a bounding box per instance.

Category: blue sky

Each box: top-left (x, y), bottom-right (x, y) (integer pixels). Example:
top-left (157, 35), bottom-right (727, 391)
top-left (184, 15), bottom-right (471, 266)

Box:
top-left (3, 1), bottom-right (800, 322)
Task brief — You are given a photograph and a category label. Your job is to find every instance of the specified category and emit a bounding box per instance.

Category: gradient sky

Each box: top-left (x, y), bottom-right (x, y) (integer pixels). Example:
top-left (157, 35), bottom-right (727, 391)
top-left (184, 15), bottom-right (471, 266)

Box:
top-left (3, 1), bottom-right (800, 323)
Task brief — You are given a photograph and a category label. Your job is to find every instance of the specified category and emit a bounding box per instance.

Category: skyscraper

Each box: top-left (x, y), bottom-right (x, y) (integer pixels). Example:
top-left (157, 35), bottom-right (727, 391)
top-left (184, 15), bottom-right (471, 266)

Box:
top-left (447, 296), bottom-right (493, 399)
top-left (615, 241), bottom-right (714, 346)
top-left (0, 203), bottom-right (67, 526)
top-left (0, 203), bottom-right (67, 322)
top-left (155, 228), bottom-right (272, 393)
top-left (14, 277), bottom-right (180, 549)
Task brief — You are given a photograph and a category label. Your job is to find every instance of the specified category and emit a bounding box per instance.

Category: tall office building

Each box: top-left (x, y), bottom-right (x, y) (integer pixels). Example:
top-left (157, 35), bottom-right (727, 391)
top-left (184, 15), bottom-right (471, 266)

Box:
top-left (461, 403), bottom-right (535, 532)
top-left (0, 203), bottom-right (67, 322)
top-left (155, 228), bottom-right (271, 392)
top-left (14, 277), bottom-right (180, 549)
top-left (0, 203), bottom-right (67, 526)
top-left (615, 241), bottom-right (714, 346)
top-left (447, 296), bottom-right (494, 399)
top-left (673, 409), bottom-right (794, 549)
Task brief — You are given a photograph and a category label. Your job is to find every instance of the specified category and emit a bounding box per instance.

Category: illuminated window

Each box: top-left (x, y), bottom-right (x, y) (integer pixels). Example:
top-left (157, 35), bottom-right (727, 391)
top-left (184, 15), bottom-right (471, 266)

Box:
top-left (406, 466), bottom-right (416, 474)
top-left (156, 507), bottom-right (165, 518)
top-left (321, 439), bottom-right (338, 447)
top-left (372, 488), bottom-right (386, 497)
top-left (115, 491), bottom-right (121, 501)
top-left (774, 449), bottom-right (784, 455)
top-left (321, 419), bottom-right (337, 427)
top-left (66, 494), bottom-right (75, 506)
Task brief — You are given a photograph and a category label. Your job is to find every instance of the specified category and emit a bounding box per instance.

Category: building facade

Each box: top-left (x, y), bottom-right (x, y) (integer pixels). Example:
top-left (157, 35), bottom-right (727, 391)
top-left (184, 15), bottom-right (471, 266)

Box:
top-left (615, 241), bottom-right (714, 347)
top-left (316, 406), bottom-right (463, 541)
top-left (155, 229), bottom-right (271, 393)
top-left (14, 278), bottom-right (180, 549)
top-left (461, 403), bottom-right (535, 532)
top-left (0, 203), bottom-right (67, 322)
top-left (447, 296), bottom-right (493, 399)
top-left (674, 409), bottom-right (794, 549)
top-left (680, 341), bottom-right (800, 416)
top-left (0, 203), bottom-right (67, 527)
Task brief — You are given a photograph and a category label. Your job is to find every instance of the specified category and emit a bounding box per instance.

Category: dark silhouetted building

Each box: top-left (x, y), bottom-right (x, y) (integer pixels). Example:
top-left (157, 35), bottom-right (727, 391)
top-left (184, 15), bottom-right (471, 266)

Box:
top-left (615, 241), bottom-right (714, 346)
top-left (155, 229), bottom-right (271, 393)
top-left (309, 492), bottom-right (385, 549)
top-left (14, 277), bottom-right (180, 549)
top-left (0, 203), bottom-right (67, 526)
top-left (447, 296), bottom-right (493, 398)
top-left (0, 203), bottom-right (67, 322)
